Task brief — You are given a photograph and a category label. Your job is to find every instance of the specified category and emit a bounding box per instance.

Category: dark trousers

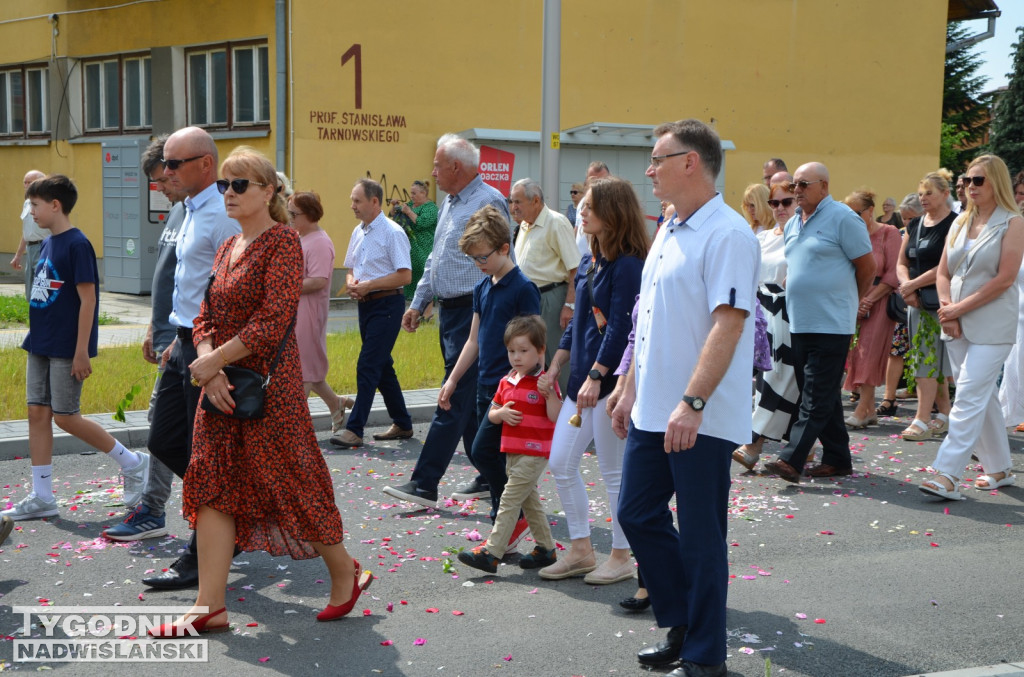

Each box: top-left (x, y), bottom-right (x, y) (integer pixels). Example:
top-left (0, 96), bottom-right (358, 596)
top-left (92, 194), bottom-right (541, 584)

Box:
top-left (147, 334), bottom-right (200, 556)
top-left (777, 332), bottom-right (852, 471)
top-left (346, 293), bottom-right (412, 438)
top-left (467, 384), bottom-right (506, 520)
top-left (410, 304), bottom-right (480, 493)
top-left (618, 425), bottom-right (732, 666)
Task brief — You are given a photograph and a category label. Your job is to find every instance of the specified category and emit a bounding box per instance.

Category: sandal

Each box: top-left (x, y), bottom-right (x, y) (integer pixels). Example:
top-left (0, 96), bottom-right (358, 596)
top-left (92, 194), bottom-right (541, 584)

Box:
top-left (919, 472), bottom-right (964, 501)
top-left (732, 447), bottom-right (760, 471)
top-left (876, 399), bottom-right (898, 416)
top-left (901, 419), bottom-right (931, 441)
top-left (1015, 422), bottom-right (1024, 433)
top-left (845, 413), bottom-right (878, 429)
top-left (974, 470), bottom-right (1016, 491)
top-left (331, 397), bottom-right (356, 433)
top-left (928, 418), bottom-right (949, 436)
top-left (848, 392), bottom-right (860, 403)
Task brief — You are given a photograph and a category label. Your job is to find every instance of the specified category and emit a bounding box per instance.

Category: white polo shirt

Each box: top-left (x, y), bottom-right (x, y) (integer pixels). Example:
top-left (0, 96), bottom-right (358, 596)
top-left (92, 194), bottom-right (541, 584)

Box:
top-left (631, 193), bottom-right (759, 443)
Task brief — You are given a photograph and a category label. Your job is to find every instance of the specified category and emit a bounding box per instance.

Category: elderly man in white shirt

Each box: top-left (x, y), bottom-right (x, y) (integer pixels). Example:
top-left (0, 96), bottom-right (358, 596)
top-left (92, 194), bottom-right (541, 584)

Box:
top-left (11, 169), bottom-right (47, 299)
top-left (613, 120), bottom-right (759, 677)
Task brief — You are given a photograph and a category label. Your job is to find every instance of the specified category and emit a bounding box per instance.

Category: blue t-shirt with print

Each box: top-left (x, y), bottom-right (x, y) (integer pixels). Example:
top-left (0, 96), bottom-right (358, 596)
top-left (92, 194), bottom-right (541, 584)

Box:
top-left (22, 227), bottom-right (100, 359)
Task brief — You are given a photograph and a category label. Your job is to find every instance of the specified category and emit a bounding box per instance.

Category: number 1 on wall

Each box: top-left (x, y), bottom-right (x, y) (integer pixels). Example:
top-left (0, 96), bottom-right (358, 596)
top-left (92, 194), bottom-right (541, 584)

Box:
top-left (341, 44), bottom-right (362, 110)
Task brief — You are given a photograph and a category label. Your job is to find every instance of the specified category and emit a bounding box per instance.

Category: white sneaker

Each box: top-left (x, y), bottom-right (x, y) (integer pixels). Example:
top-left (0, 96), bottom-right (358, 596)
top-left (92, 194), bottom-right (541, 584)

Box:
top-left (1, 493), bottom-right (59, 521)
top-left (121, 453), bottom-right (151, 508)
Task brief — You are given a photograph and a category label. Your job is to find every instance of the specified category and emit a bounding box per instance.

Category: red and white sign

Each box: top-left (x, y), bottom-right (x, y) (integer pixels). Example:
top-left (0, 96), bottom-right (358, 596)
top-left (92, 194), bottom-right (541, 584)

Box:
top-left (478, 146), bottom-right (515, 196)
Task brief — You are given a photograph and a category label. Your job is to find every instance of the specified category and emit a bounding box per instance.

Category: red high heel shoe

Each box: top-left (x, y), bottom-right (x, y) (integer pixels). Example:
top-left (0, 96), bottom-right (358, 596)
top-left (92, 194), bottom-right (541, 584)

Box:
top-left (317, 559), bottom-right (373, 622)
top-left (148, 607), bottom-right (230, 638)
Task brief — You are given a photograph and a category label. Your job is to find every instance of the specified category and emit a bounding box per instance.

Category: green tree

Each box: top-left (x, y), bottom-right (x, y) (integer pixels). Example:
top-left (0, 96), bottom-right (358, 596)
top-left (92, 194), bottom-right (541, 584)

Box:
top-left (940, 123), bottom-right (969, 171)
top-left (988, 26), bottom-right (1024, 175)
top-left (943, 22), bottom-right (989, 171)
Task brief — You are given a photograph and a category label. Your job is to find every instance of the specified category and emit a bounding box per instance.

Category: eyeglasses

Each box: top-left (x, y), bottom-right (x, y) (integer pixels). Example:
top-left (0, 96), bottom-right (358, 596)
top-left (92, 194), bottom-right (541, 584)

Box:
top-left (162, 155), bottom-right (204, 170)
top-left (650, 149), bottom-right (693, 168)
top-left (465, 248), bottom-right (497, 264)
top-left (767, 197), bottom-right (796, 208)
top-left (791, 179), bottom-right (824, 190)
top-left (570, 190), bottom-right (580, 195)
top-left (287, 210), bottom-right (303, 219)
top-left (964, 176), bottom-right (986, 187)
top-left (216, 178), bottom-right (269, 195)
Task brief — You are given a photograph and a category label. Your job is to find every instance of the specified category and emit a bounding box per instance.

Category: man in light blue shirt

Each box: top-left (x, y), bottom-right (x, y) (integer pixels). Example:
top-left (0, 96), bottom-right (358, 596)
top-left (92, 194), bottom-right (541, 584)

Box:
top-left (141, 127), bottom-right (240, 590)
top-left (764, 162), bottom-right (875, 483)
top-left (383, 134), bottom-right (512, 508)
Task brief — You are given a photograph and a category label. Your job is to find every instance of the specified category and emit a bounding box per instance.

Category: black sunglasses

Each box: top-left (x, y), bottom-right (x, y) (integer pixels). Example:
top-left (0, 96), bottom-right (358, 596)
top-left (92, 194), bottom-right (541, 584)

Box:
top-left (161, 155), bottom-right (204, 170)
top-left (767, 197), bottom-right (796, 208)
top-left (216, 178), bottom-right (269, 195)
top-left (570, 190), bottom-right (580, 195)
top-left (964, 176), bottom-right (986, 187)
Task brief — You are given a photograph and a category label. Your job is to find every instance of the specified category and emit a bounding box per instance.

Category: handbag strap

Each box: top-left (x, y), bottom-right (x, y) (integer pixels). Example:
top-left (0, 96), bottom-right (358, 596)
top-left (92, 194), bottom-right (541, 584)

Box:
top-left (586, 257), bottom-right (605, 335)
top-left (204, 244), bottom-right (295, 384)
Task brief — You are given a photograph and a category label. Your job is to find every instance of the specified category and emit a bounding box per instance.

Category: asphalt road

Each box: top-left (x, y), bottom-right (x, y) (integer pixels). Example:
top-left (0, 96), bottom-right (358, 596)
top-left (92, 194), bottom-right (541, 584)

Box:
top-left (1, 405), bottom-right (1023, 677)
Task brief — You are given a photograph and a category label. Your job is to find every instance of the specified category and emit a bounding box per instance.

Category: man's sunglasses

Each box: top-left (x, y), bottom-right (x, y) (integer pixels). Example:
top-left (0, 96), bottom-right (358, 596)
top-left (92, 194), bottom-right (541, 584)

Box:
top-left (161, 155), bottom-right (204, 170)
top-left (767, 198), bottom-right (796, 208)
top-left (216, 178), bottom-right (269, 194)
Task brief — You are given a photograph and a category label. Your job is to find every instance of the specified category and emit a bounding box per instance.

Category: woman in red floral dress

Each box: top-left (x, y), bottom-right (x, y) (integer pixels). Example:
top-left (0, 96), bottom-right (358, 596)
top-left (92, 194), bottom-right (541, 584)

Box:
top-left (150, 147), bottom-right (368, 638)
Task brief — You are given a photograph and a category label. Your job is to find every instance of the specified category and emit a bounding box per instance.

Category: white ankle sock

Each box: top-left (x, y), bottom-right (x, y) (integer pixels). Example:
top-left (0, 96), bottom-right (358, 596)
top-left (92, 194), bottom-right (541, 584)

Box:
top-left (32, 465), bottom-right (54, 500)
top-left (107, 440), bottom-right (141, 469)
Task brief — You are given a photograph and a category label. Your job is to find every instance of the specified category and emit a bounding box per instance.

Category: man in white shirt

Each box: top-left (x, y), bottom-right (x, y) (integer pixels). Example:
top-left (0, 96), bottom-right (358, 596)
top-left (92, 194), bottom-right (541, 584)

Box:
top-left (11, 169), bottom-right (47, 299)
top-left (614, 119), bottom-right (759, 677)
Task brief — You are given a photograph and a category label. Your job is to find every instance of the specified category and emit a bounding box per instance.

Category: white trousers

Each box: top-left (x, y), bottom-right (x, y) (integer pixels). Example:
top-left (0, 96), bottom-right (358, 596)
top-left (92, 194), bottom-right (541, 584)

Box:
top-left (932, 338), bottom-right (1013, 478)
top-left (547, 395), bottom-right (628, 549)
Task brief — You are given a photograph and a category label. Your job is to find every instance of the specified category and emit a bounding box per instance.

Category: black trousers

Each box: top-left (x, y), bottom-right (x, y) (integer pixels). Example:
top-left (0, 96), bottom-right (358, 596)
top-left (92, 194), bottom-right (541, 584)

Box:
top-left (776, 332), bottom-right (852, 472)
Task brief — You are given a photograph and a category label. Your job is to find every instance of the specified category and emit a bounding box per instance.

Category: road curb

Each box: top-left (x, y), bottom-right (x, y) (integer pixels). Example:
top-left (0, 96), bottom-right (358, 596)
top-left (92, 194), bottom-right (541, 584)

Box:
top-left (904, 664), bottom-right (1024, 677)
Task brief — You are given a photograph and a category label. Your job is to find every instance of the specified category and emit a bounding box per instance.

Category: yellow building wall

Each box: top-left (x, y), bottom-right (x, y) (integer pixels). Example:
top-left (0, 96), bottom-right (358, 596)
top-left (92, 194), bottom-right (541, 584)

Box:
top-left (2, 0), bottom-right (949, 264)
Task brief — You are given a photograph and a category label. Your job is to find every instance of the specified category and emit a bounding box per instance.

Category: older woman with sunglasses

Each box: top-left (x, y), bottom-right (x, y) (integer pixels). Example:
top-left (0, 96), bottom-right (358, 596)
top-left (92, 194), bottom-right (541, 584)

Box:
top-left (920, 155), bottom-right (1024, 500)
top-left (150, 147), bottom-right (370, 638)
top-left (390, 179), bottom-right (438, 301)
top-left (288, 191), bottom-right (353, 433)
top-left (734, 181), bottom-right (799, 472)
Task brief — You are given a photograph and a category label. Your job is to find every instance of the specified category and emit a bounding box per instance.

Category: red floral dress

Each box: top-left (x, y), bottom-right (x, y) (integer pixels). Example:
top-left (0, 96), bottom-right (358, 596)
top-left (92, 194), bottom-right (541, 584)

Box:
top-left (185, 224), bottom-right (344, 559)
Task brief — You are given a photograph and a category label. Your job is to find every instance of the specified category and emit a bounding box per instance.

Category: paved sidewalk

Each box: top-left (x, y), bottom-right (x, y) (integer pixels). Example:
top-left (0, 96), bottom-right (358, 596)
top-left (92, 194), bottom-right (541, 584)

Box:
top-left (0, 387), bottom-right (442, 461)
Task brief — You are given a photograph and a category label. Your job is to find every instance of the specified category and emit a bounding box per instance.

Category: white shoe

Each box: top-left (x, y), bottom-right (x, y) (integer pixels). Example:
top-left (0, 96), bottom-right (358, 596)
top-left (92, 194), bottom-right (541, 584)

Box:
top-left (1, 493), bottom-right (60, 521)
top-left (121, 453), bottom-right (151, 508)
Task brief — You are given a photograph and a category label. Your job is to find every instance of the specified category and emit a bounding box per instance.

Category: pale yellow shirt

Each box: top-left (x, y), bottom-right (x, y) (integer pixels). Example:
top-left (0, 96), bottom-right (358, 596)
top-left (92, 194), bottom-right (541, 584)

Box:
top-left (513, 205), bottom-right (580, 286)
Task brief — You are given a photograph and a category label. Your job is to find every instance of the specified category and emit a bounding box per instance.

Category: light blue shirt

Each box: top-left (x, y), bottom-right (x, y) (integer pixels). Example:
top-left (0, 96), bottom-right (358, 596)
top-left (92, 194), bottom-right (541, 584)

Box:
top-left (411, 174), bottom-right (512, 312)
top-left (343, 211), bottom-right (412, 287)
top-left (783, 195), bottom-right (872, 334)
top-left (168, 182), bottom-right (241, 328)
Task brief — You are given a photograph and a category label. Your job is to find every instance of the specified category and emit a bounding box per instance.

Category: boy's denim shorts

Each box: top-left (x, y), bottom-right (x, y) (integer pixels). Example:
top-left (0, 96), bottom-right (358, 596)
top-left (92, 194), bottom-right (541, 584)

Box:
top-left (26, 353), bottom-right (83, 415)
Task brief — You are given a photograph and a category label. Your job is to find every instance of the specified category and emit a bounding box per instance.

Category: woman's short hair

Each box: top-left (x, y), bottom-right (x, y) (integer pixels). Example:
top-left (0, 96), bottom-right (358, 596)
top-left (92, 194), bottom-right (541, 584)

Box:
top-left (411, 179), bottom-right (430, 193)
top-left (459, 204), bottom-right (511, 253)
top-left (289, 191), bottom-right (324, 222)
top-left (220, 146), bottom-right (289, 224)
top-left (919, 168), bottom-right (953, 195)
top-left (587, 177), bottom-right (650, 262)
top-left (1013, 171), bottom-right (1024, 190)
top-left (742, 183), bottom-right (775, 231)
top-left (899, 192), bottom-right (923, 216)
top-left (769, 181), bottom-right (795, 199)
top-left (844, 190), bottom-right (876, 215)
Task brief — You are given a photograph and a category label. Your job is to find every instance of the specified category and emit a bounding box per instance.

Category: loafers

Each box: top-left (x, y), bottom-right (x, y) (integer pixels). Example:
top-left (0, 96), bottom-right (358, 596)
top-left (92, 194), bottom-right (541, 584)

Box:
top-left (583, 559), bottom-right (636, 585)
top-left (667, 660), bottom-right (728, 677)
top-left (538, 552), bottom-right (597, 580)
top-left (638, 625), bottom-right (687, 666)
top-left (143, 554), bottom-right (199, 589)
top-left (763, 459), bottom-right (801, 483)
top-left (619, 595), bottom-right (651, 612)
top-left (373, 424), bottom-right (414, 441)
top-left (806, 463), bottom-right (853, 478)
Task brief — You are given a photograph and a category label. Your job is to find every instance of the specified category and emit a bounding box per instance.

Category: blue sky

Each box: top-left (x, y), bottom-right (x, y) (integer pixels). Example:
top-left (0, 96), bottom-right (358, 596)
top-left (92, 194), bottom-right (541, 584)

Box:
top-left (971, 2), bottom-right (1023, 91)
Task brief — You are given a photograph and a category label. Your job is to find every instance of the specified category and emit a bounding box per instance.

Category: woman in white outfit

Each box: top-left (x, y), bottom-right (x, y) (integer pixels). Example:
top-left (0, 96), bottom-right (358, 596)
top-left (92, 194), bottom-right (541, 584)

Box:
top-left (998, 171), bottom-right (1024, 431)
top-left (920, 154), bottom-right (1024, 500)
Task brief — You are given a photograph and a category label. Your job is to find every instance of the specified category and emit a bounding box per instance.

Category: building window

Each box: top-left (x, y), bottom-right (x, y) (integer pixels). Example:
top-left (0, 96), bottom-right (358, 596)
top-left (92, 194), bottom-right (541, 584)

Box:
top-left (0, 65), bottom-right (49, 137)
top-left (187, 42), bottom-right (269, 129)
top-left (84, 54), bottom-right (151, 133)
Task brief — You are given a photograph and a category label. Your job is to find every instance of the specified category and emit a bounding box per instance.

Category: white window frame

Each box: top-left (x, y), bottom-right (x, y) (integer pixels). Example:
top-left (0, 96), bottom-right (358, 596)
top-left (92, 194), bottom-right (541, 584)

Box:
top-left (232, 44), bottom-right (270, 126)
top-left (122, 56), bottom-right (152, 130)
top-left (0, 65), bottom-right (49, 137)
top-left (186, 41), bottom-right (270, 130)
top-left (84, 58), bottom-right (121, 132)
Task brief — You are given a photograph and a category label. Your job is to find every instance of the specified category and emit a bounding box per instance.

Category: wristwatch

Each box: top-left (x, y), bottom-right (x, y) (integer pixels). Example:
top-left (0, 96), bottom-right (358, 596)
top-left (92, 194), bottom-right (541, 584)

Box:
top-left (588, 369), bottom-right (604, 382)
top-left (564, 302), bottom-right (575, 310)
top-left (682, 395), bottom-right (705, 411)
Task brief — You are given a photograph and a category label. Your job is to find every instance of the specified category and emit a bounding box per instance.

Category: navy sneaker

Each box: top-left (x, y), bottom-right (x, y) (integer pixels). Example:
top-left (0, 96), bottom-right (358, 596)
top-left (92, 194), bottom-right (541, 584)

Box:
top-left (103, 504), bottom-right (168, 541)
top-left (518, 545), bottom-right (557, 569)
top-left (458, 546), bottom-right (500, 574)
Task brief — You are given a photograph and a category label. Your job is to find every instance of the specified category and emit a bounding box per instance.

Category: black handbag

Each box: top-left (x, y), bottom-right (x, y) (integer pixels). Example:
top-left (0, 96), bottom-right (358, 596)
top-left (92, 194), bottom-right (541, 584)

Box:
top-left (198, 255), bottom-right (294, 420)
top-left (913, 225), bottom-right (941, 311)
top-left (886, 291), bottom-right (908, 323)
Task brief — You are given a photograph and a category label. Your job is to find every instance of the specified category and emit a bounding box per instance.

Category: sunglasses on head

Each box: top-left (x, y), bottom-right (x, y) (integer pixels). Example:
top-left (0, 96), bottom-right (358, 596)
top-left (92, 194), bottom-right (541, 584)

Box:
top-left (767, 197), bottom-right (796, 208)
top-left (216, 178), bottom-right (269, 194)
top-left (964, 176), bottom-right (986, 187)
top-left (161, 155), bottom-right (204, 170)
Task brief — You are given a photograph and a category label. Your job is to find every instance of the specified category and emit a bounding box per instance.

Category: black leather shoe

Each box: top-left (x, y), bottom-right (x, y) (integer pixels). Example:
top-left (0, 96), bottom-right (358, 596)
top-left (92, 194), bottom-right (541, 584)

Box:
top-left (143, 554), bottom-right (199, 589)
top-left (619, 595), bottom-right (652, 612)
top-left (667, 660), bottom-right (727, 677)
top-left (637, 625), bottom-right (687, 666)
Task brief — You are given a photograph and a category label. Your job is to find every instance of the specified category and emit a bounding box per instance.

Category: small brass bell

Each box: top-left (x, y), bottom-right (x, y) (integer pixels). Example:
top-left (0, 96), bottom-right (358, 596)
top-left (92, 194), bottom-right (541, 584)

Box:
top-left (568, 405), bottom-right (582, 428)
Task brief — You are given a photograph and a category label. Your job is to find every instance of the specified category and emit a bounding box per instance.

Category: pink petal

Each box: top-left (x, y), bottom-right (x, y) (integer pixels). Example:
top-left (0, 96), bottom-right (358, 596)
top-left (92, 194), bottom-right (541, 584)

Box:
top-left (380, 640), bottom-right (393, 646)
top-left (425, 607), bottom-right (439, 613)
top-left (258, 657), bottom-right (270, 663)
top-left (814, 619), bottom-right (826, 624)
top-left (452, 610), bottom-right (464, 616)
top-left (414, 638), bottom-right (426, 646)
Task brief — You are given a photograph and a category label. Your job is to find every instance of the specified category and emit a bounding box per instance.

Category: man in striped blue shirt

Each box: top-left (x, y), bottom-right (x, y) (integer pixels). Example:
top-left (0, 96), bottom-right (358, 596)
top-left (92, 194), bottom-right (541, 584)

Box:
top-left (383, 135), bottom-right (512, 508)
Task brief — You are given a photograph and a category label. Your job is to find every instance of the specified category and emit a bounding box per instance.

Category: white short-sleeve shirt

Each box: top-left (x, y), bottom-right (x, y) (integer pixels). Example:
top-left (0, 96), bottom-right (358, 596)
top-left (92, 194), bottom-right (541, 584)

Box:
top-left (631, 193), bottom-right (760, 443)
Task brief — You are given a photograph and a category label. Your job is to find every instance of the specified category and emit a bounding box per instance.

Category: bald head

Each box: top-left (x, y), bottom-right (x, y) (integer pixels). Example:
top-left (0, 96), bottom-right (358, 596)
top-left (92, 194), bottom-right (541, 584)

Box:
top-left (770, 170), bottom-right (793, 185)
top-left (23, 170), bottom-right (45, 190)
top-left (167, 126), bottom-right (218, 161)
top-left (163, 126), bottom-right (219, 197)
top-left (797, 162), bottom-right (829, 182)
top-left (793, 162), bottom-right (831, 216)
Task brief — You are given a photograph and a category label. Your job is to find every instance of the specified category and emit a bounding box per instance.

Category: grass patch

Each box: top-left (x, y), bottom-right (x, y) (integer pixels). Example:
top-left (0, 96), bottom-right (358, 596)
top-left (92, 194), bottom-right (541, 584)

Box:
top-left (0, 295), bottom-right (29, 327)
top-left (0, 323), bottom-right (444, 421)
